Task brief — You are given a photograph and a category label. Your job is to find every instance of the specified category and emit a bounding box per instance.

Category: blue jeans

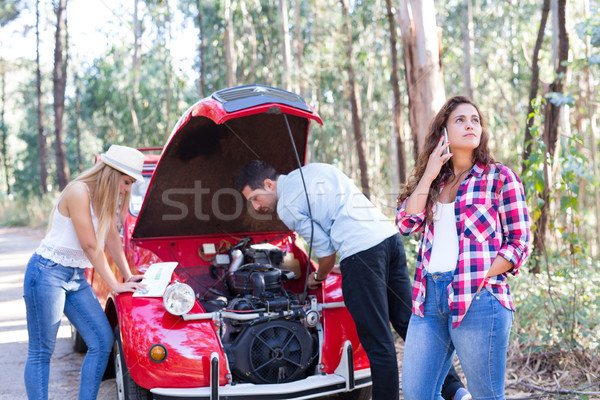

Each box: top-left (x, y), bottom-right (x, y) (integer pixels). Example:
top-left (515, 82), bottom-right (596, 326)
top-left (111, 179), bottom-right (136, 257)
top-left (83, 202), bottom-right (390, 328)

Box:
top-left (23, 253), bottom-right (114, 400)
top-left (402, 271), bottom-right (513, 400)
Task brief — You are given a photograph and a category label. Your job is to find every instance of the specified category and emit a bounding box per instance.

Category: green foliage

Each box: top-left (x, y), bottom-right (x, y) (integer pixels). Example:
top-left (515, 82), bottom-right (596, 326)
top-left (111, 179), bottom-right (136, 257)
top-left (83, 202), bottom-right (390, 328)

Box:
top-left (521, 97), bottom-right (547, 220)
top-left (438, 0), bottom-right (543, 169)
top-left (518, 93), bottom-right (599, 359)
top-left (0, 191), bottom-right (56, 229)
top-left (12, 74), bottom-right (56, 196)
top-left (575, 0), bottom-right (600, 68)
top-left (77, 43), bottom-right (190, 148)
top-left (575, 1), bottom-right (600, 47)
top-left (511, 254), bottom-right (600, 351)
top-left (0, 0), bottom-right (22, 27)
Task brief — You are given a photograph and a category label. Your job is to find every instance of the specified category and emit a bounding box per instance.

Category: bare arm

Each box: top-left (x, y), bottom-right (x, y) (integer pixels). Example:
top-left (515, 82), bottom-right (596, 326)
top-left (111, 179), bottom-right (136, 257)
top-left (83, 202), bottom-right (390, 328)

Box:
top-left (307, 253), bottom-right (336, 289)
top-left (105, 223), bottom-right (143, 283)
top-left (65, 184), bottom-right (143, 293)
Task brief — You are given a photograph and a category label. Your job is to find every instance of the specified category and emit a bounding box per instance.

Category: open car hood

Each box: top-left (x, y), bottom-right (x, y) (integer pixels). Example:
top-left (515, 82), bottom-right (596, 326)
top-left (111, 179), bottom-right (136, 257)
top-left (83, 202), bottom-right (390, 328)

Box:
top-left (133, 85), bottom-right (323, 239)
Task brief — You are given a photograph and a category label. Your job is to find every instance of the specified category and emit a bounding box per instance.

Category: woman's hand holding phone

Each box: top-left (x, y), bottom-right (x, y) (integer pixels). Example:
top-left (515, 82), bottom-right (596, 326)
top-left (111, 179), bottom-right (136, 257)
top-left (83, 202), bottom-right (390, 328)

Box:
top-left (442, 127), bottom-right (450, 157)
top-left (423, 129), bottom-right (453, 183)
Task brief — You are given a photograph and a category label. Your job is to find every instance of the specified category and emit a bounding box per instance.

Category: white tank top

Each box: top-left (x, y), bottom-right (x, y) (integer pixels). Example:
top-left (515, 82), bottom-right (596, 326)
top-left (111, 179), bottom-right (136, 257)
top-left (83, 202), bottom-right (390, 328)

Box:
top-left (427, 202), bottom-right (459, 273)
top-left (35, 185), bottom-right (99, 269)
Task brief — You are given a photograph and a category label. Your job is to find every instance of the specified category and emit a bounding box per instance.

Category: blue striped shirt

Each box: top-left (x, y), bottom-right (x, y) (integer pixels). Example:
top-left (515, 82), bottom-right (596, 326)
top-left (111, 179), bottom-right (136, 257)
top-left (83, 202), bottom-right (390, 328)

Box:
top-left (276, 163), bottom-right (397, 261)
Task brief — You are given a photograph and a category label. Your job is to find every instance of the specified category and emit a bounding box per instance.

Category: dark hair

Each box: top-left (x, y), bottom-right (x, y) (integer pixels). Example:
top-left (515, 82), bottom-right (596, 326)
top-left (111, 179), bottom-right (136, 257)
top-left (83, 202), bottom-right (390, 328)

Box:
top-left (235, 160), bottom-right (278, 191)
top-left (397, 95), bottom-right (495, 221)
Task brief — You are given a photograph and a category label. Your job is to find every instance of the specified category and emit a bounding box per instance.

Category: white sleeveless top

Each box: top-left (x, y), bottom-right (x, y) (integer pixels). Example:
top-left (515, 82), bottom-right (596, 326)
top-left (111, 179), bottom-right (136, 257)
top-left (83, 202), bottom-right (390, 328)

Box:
top-left (35, 186), bottom-right (99, 269)
top-left (427, 202), bottom-right (459, 273)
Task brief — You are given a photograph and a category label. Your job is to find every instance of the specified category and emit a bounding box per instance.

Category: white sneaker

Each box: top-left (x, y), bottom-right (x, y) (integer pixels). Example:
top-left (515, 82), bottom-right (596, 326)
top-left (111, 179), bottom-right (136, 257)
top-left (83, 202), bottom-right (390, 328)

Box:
top-left (454, 387), bottom-right (472, 400)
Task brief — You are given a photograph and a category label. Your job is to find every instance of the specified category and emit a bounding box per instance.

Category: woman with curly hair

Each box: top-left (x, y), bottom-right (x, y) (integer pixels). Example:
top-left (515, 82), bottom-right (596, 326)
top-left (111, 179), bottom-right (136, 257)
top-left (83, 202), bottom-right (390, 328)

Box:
top-left (397, 96), bottom-right (530, 399)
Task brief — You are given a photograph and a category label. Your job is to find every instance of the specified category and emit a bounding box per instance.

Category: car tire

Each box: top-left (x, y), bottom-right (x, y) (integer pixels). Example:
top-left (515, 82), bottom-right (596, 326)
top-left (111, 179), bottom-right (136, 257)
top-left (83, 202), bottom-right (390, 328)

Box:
top-left (114, 325), bottom-right (152, 400)
top-left (70, 323), bottom-right (87, 353)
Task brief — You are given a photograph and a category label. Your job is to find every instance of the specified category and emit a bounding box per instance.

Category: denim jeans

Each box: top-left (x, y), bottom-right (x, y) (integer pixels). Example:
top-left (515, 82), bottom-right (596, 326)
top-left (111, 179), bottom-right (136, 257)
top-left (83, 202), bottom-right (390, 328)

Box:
top-left (23, 253), bottom-right (114, 400)
top-left (340, 234), bottom-right (412, 400)
top-left (402, 271), bottom-right (513, 400)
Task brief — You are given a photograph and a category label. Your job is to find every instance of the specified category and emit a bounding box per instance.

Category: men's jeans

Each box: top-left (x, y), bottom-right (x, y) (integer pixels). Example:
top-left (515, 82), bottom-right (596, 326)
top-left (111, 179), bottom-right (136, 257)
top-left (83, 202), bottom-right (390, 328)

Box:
top-left (23, 253), bottom-right (114, 400)
top-left (340, 234), bottom-right (412, 400)
top-left (402, 271), bottom-right (513, 400)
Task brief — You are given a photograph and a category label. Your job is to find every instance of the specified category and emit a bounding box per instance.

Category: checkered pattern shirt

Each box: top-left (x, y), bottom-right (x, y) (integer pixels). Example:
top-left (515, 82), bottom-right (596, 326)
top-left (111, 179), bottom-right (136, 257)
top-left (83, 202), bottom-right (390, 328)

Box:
top-left (396, 162), bottom-right (530, 328)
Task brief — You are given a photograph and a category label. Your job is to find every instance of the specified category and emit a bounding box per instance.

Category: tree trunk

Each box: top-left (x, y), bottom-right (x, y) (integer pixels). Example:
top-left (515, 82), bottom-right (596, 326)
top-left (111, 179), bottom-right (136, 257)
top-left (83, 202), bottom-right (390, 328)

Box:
top-left (129, 0), bottom-right (141, 145)
top-left (278, 0), bottom-right (292, 90)
top-left (308, 0), bottom-right (324, 164)
top-left (164, 3), bottom-right (173, 138)
top-left (239, 0), bottom-right (257, 83)
top-left (74, 74), bottom-right (83, 173)
top-left (53, 0), bottom-right (70, 190)
top-left (532, 0), bottom-right (569, 272)
top-left (543, 0), bottom-right (568, 158)
top-left (385, 0), bottom-right (406, 185)
top-left (196, 0), bottom-right (205, 97)
top-left (340, 0), bottom-right (370, 199)
top-left (0, 69), bottom-right (10, 195)
top-left (294, 0), bottom-right (306, 98)
top-left (36, 0), bottom-right (48, 193)
top-left (397, 0), bottom-right (446, 159)
top-left (522, 0), bottom-right (550, 173)
top-left (224, 0), bottom-right (235, 87)
top-left (463, 0), bottom-right (474, 98)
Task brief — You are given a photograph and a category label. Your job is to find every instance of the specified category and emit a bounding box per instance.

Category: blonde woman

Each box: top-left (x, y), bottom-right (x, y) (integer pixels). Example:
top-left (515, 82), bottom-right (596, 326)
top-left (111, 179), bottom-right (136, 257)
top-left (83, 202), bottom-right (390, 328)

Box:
top-left (23, 145), bottom-right (146, 400)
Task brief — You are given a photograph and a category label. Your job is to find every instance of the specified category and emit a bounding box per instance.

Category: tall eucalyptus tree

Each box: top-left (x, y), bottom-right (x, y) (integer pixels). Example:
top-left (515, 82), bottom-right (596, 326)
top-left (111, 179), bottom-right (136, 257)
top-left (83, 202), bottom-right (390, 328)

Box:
top-left (463, 0), bottom-right (474, 99)
top-left (36, 0), bottom-right (48, 193)
top-left (129, 0), bottom-right (141, 145)
top-left (385, 0), bottom-right (406, 184)
top-left (340, 0), bottom-right (371, 199)
top-left (53, 0), bottom-right (70, 190)
top-left (533, 0), bottom-right (570, 264)
top-left (224, 0), bottom-right (235, 87)
top-left (397, 0), bottom-right (445, 158)
top-left (278, 0), bottom-right (292, 90)
top-left (0, 66), bottom-right (9, 195)
top-left (195, 0), bottom-right (206, 97)
top-left (523, 0), bottom-right (551, 173)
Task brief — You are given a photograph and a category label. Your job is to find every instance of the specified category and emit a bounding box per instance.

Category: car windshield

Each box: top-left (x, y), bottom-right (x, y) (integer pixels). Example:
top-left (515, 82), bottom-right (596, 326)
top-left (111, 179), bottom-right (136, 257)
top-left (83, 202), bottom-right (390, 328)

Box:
top-left (129, 178), bottom-right (150, 217)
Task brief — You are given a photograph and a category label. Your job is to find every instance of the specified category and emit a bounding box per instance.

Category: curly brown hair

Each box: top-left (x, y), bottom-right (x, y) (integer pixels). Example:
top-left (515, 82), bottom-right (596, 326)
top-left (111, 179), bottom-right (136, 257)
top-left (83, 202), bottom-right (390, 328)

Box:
top-left (397, 96), bottom-right (495, 221)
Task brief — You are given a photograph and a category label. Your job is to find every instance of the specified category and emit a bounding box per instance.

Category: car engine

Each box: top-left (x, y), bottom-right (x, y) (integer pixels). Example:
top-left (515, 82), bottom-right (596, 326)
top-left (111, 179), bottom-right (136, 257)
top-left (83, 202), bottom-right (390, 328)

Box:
top-left (200, 241), bottom-right (319, 385)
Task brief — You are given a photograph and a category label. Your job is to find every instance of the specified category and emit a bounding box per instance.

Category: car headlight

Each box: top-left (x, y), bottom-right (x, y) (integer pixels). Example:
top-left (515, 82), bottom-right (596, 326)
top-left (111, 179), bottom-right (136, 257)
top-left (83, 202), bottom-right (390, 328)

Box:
top-left (163, 283), bottom-right (195, 316)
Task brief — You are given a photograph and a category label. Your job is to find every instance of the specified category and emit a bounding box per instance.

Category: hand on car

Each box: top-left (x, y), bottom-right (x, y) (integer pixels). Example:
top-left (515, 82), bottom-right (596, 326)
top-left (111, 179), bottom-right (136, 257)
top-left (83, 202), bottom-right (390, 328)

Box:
top-left (307, 274), bottom-right (323, 290)
top-left (126, 274), bottom-right (145, 283)
top-left (114, 280), bottom-right (146, 294)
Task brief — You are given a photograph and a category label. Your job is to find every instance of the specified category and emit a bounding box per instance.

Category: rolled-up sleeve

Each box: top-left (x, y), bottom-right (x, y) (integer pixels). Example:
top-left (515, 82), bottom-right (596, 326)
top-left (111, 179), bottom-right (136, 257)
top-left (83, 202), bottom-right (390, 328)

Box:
top-left (395, 200), bottom-right (426, 236)
top-left (497, 168), bottom-right (530, 275)
top-left (278, 205), bottom-right (336, 258)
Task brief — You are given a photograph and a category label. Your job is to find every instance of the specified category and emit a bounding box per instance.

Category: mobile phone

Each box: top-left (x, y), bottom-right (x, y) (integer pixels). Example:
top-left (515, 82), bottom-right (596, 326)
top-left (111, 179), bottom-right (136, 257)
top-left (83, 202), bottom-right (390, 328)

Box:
top-left (442, 127), bottom-right (450, 156)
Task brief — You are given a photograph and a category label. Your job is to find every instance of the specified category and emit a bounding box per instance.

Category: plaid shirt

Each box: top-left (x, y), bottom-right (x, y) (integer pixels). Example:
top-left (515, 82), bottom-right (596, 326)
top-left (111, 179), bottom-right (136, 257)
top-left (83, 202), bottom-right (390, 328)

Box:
top-left (396, 162), bottom-right (530, 328)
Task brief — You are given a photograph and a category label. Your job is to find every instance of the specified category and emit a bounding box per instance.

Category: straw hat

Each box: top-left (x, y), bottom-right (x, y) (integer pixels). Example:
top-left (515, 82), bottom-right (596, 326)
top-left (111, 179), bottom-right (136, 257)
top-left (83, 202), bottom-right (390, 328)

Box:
top-left (100, 145), bottom-right (145, 182)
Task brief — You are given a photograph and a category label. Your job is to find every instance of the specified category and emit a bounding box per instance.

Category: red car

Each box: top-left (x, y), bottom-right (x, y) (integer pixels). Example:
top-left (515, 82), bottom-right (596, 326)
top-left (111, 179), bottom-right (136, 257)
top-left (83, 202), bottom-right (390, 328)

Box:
top-left (75, 84), bottom-right (372, 400)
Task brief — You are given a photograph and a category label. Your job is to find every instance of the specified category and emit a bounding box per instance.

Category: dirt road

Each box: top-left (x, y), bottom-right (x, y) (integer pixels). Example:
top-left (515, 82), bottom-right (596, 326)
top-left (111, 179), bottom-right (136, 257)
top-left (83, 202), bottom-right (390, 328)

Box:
top-left (0, 227), bottom-right (116, 400)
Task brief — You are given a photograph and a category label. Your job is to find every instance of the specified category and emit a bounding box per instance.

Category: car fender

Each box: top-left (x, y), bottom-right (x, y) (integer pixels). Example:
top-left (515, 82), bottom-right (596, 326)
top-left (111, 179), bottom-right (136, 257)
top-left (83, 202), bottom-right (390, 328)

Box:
top-left (319, 274), bottom-right (370, 374)
top-left (112, 293), bottom-right (230, 389)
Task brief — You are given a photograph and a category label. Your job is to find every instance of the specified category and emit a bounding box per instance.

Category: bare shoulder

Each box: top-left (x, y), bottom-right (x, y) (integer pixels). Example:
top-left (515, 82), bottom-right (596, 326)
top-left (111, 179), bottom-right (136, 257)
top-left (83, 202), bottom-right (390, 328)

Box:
top-left (61, 182), bottom-right (91, 215)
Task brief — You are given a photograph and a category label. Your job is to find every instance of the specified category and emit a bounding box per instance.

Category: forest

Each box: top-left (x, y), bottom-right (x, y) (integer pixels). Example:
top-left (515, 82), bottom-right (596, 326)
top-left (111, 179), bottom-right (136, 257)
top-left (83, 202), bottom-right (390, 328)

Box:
top-left (1, 0), bottom-right (599, 398)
